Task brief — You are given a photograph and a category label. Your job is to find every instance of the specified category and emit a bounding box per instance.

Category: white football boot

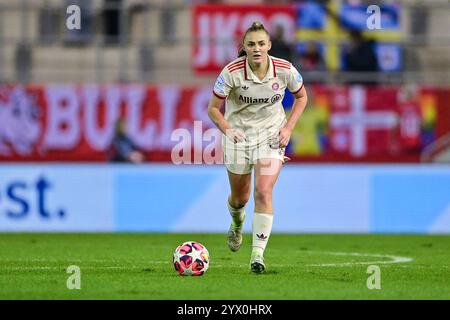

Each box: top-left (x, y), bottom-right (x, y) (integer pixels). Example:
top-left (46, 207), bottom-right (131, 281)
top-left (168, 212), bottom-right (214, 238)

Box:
top-left (227, 212), bottom-right (245, 252)
top-left (250, 252), bottom-right (265, 274)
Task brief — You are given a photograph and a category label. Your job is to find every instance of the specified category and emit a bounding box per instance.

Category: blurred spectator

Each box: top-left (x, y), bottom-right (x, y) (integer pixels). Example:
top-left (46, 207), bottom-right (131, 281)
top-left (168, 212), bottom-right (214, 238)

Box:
top-left (108, 118), bottom-right (145, 163)
top-left (269, 25), bottom-right (294, 62)
top-left (299, 41), bottom-right (326, 71)
top-left (103, 0), bottom-right (122, 44)
top-left (343, 29), bottom-right (379, 82)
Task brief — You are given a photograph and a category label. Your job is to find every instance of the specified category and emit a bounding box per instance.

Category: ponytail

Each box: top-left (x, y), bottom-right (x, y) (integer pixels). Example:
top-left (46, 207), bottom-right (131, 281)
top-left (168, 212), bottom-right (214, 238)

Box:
top-left (237, 46), bottom-right (246, 57)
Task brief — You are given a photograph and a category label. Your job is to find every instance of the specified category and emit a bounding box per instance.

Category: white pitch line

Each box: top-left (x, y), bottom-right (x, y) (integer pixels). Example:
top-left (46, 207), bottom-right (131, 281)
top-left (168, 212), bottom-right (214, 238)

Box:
top-left (305, 251), bottom-right (413, 267)
top-left (0, 251), bottom-right (414, 271)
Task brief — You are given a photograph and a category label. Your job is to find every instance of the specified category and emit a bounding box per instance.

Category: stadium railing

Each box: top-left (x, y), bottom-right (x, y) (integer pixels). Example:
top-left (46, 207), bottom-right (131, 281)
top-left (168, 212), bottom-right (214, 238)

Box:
top-left (0, 0), bottom-right (449, 85)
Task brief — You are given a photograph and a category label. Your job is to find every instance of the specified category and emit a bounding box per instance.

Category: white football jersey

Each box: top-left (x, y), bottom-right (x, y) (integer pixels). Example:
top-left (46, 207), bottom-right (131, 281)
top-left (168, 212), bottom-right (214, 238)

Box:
top-left (213, 55), bottom-right (304, 148)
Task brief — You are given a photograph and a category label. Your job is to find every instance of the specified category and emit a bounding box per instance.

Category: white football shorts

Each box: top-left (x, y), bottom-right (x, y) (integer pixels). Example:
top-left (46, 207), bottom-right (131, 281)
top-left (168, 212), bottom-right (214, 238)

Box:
top-left (222, 136), bottom-right (285, 175)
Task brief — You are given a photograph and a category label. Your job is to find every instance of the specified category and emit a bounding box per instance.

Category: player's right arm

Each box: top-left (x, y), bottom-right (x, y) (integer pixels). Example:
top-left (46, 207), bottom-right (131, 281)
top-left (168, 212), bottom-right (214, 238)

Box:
top-left (207, 95), bottom-right (246, 144)
top-left (207, 70), bottom-right (246, 144)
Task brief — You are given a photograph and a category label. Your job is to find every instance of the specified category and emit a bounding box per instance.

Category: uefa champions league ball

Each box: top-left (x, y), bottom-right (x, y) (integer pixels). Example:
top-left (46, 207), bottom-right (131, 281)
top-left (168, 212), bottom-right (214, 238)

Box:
top-left (173, 241), bottom-right (210, 276)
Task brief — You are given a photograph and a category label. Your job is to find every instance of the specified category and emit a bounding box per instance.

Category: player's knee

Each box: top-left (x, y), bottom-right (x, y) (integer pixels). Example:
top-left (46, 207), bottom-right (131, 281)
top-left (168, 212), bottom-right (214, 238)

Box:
top-left (254, 185), bottom-right (272, 206)
top-left (229, 194), bottom-right (250, 208)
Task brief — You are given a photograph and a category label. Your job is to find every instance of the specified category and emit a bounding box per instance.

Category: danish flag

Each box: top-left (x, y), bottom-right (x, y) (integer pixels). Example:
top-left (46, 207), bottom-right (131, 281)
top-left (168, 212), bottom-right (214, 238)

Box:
top-left (329, 86), bottom-right (399, 157)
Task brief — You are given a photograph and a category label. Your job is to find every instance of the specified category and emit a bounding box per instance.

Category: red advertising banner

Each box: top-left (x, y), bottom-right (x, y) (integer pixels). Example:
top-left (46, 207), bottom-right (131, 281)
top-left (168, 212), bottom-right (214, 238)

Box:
top-left (192, 4), bottom-right (297, 74)
top-left (0, 85), bottom-right (218, 162)
top-left (0, 85), bottom-right (448, 163)
top-left (286, 85), bottom-right (446, 162)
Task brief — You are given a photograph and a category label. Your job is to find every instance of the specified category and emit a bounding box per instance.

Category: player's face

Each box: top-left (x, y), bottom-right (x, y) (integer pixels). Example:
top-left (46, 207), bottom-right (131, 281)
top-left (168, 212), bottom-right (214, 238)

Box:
top-left (243, 31), bottom-right (271, 65)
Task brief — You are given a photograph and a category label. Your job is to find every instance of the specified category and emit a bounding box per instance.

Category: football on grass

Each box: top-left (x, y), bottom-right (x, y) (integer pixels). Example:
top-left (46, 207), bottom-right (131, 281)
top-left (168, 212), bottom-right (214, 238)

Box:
top-left (173, 241), bottom-right (209, 276)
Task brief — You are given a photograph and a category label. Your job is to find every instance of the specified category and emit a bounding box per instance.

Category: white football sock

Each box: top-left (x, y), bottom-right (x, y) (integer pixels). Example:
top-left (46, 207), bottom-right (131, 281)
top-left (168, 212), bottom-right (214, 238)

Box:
top-left (252, 212), bottom-right (273, 256)
top-left (227, 199), bottom-right (245, 228)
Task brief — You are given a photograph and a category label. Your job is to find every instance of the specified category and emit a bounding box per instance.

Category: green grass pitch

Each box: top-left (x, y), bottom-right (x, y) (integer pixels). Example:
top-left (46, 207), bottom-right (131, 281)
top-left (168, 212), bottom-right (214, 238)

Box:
top-left (0, 233), bottom-right (449, 299)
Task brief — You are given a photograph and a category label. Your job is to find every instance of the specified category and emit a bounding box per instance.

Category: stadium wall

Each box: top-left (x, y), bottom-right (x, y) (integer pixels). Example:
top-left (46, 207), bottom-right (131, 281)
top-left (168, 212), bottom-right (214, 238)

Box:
top-left (0, 164), bottom-right (449, 234)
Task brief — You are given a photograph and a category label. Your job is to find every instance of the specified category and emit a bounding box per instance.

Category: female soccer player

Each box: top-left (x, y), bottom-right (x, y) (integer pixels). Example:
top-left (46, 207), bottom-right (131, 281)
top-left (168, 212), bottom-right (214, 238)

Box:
top-left (207, 22), bottom-right (308, 273)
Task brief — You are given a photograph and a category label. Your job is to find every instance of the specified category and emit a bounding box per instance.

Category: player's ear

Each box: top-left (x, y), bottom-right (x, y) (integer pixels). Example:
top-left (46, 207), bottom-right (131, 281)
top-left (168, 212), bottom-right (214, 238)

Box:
top-left (268, 40), bottom-right (272, 51)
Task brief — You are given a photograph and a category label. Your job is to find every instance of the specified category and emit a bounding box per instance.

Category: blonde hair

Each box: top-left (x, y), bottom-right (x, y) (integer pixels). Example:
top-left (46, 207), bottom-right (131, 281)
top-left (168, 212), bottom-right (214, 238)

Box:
top-left (238, 21), bottom-right (270, 57)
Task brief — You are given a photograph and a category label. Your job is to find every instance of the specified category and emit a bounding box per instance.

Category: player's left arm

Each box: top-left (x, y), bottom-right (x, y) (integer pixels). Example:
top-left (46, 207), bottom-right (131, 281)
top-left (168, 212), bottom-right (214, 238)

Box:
top-left (279, 85), bottom-right (308, 148)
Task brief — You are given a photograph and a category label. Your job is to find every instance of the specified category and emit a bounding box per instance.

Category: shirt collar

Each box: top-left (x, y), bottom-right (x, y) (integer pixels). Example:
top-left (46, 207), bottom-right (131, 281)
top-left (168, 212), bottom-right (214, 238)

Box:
top-left (245, 55), bottom-right (276, 83)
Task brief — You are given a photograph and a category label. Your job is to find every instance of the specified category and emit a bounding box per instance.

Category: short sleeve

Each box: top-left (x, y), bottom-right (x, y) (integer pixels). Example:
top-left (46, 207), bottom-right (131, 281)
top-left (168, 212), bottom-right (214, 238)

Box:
top-left (213, 69), bottom-right (233, 99)
top-left (287, 65), bottom-right (304, 94)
